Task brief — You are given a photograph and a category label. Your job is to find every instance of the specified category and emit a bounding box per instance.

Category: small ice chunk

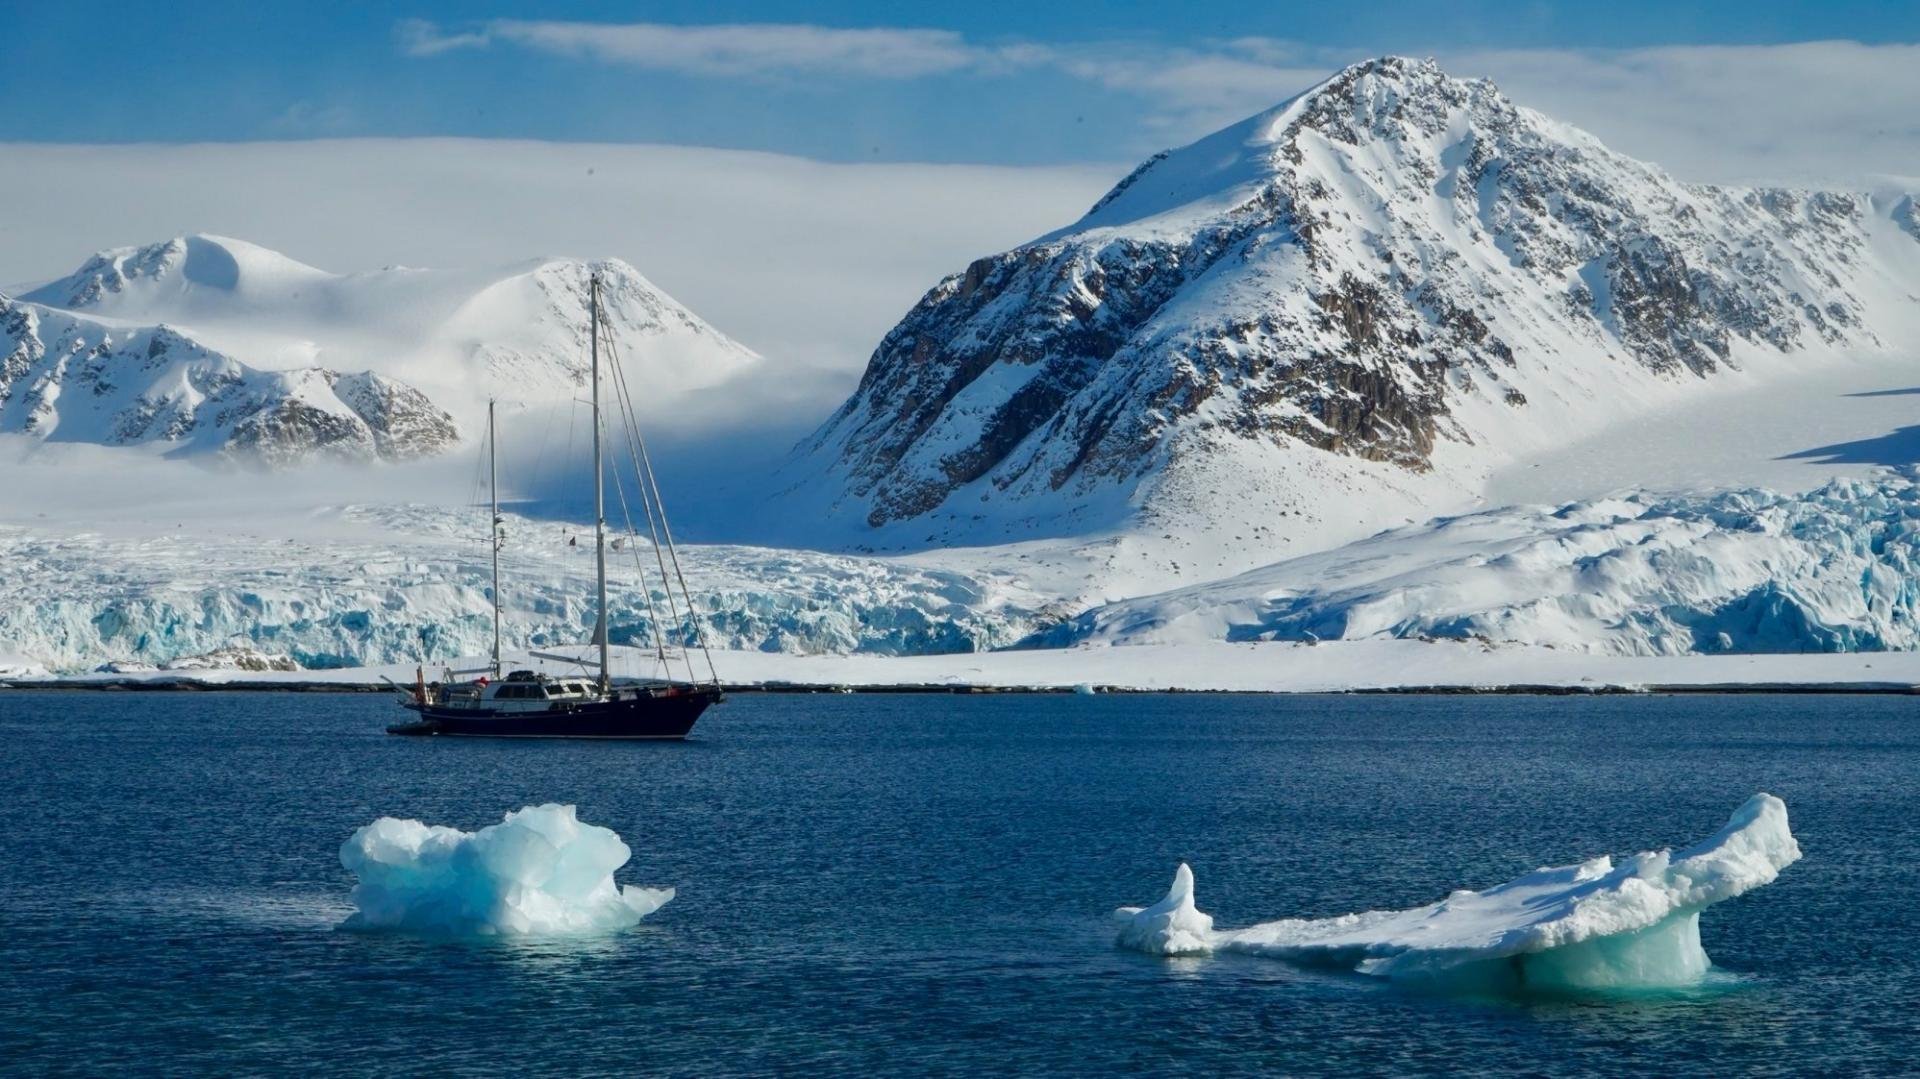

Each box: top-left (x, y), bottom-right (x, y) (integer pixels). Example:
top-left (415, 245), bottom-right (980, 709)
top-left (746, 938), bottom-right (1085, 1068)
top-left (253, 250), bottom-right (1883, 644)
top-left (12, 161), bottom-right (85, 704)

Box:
top-left (1114, 862), bottom-right (1215, 955)
top-left (339, 804), bottom-right (674, 936)
top-left (1114, 794), bottom-right (1801, 991)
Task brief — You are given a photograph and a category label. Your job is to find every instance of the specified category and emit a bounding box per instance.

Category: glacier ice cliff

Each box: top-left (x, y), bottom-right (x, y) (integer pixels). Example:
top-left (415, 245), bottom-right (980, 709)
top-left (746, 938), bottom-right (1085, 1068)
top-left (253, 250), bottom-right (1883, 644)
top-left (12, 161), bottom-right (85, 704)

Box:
top-left (1053, 470), bottom-right (1920, 656)
top-left (1116, 794), bottom-right (1800, 992)
top-left (10, 473), bottom-right (1920, 673)
top-left (0, 505), bottom-right (1053, 673)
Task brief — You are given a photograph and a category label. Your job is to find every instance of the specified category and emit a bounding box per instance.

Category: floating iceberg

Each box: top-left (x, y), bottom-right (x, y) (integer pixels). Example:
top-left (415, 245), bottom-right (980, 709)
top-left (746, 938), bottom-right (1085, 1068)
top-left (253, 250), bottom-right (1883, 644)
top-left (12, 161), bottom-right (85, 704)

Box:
top-left (339, 804), bottom-right (674, 936)
top-left (1116, 794), bottom-right (1800, 992)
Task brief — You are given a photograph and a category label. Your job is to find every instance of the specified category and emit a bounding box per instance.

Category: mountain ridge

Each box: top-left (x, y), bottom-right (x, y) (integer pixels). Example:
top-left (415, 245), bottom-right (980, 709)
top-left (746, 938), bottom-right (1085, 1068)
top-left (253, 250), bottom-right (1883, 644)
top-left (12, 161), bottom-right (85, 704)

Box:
top-left (0, 295), bottom-right (459, 464)
top-left (792, 56), bottom-right (1920, 576)
top-left (4, 234), bottom-right (765, 464)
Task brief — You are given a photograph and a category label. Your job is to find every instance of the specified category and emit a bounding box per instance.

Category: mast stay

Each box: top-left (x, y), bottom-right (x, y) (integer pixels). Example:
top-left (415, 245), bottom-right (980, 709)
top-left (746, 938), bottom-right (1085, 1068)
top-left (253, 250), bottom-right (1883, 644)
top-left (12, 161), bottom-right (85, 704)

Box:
top-left (589, 275), bottom-right (612, 690)
top-left (488, 399), bottom-right (503, 678)
top-left (587, 271), bottom-right (722, 691)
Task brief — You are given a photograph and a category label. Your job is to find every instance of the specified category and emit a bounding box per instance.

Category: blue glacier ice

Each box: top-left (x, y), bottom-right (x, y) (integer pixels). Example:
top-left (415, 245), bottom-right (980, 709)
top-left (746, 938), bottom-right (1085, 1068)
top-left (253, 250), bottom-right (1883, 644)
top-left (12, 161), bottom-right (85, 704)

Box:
top-left (1056, 470), bottom-right (1920, 657)
top-left (339, 804), bottom-right (674, 936)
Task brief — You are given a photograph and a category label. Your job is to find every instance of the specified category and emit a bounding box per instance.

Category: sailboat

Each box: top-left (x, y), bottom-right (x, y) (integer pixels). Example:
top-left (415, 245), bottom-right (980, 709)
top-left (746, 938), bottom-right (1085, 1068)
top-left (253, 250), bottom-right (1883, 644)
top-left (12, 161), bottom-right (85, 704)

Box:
top-left (388, 273), bottom-right (724, 739)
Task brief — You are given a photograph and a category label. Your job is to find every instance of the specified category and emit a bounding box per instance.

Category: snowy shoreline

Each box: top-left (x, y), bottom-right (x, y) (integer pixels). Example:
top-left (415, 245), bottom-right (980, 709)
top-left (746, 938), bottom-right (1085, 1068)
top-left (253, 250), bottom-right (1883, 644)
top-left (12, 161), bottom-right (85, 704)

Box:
top-left (6, 641), bottom-right (1918, 695)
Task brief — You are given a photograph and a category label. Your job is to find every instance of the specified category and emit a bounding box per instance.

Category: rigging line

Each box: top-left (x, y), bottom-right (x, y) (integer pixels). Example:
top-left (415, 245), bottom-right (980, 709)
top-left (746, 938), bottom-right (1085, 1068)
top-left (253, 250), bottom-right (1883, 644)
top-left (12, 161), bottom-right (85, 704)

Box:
top-left (618, 480), bottom-right (676, 675)
top-left (526, 400), bottom-right (557, 499)
top-left (600, 319), bottom-right (698, 685)
top-left (466, 424), bottom-right (491, 647)
top-left (595, 328), bottom-right (718, 683)
top-left (562, 385), bottom-right (579, 516)
top-left (604, 329), bottom-right (717, 688)
top-left (608, 456), bottom-right (671, 669)
top-left (602, 322), bottom-right (692, 684)
top-left (589, 310), bottom-right (678, 678)
top-left (602, 322), bottom-right (703, 685)
top-left (625, 491), bottom-right (677, 677)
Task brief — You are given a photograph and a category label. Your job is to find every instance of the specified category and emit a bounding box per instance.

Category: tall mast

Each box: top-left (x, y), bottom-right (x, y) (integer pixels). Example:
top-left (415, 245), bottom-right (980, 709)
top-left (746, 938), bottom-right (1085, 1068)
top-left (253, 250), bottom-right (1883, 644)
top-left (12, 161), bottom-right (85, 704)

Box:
top-left (488, 399), bottom-right (502, 678)
top-left (590, 273), bottom-right (611, 691)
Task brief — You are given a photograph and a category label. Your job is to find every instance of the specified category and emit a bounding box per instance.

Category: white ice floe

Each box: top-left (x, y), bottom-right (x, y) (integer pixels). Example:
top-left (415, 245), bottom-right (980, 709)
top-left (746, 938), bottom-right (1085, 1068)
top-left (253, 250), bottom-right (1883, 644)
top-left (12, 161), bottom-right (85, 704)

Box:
top-left (339, 804), bottom-right (673, 936)
top-left (1115, 794), bottom-right (1800, 991)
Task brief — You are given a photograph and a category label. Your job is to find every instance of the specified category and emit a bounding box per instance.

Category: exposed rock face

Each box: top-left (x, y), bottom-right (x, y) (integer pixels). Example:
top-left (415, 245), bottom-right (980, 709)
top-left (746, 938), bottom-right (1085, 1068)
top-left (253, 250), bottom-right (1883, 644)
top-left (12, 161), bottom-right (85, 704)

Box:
top-left (163, 646), bottom-right (301, 672)
top-left (801, 57), bottom-right (1913, 539)
top-left (0, 296), bottom-right (458, 465)
top-left (325, 372), bottom-right (461, 461)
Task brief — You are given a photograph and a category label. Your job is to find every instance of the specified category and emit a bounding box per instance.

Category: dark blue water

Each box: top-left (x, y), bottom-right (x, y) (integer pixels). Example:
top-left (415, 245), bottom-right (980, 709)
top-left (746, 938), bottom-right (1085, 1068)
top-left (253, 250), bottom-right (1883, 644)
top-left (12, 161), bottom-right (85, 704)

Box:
top-left (2, 691), bottom-right (1916, 1075)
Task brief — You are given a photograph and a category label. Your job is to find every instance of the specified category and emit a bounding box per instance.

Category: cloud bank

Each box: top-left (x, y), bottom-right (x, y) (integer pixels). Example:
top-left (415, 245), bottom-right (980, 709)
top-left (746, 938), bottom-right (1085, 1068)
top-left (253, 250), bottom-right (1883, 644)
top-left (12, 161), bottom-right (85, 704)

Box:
top-left (397, 18), bottom-right (1920, 185)
top-left (398, 17), bottom-right (1035, 79)
top-left (0, 139), bottom-right (1114, 383)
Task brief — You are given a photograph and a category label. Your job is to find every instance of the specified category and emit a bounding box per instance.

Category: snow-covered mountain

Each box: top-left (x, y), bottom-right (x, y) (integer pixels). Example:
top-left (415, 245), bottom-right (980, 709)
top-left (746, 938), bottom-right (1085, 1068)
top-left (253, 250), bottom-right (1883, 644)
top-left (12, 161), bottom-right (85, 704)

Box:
top-left (795, 57), bottom-right (1920, 569)
top-left (0, 297), bottom-right (458, 464)
top-left (14, 234), bottom-right (760, 447)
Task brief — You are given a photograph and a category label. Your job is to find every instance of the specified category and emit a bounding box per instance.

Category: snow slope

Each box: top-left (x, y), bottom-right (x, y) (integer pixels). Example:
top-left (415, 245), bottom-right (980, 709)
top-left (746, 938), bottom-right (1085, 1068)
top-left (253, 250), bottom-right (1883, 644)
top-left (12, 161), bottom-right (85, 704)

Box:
top-left (1115, 794), bottom-right (1799, 992)
top-left (790, 57), bottom-right (1920, 587)
top-left (17, 234), bottom-right (760, 431)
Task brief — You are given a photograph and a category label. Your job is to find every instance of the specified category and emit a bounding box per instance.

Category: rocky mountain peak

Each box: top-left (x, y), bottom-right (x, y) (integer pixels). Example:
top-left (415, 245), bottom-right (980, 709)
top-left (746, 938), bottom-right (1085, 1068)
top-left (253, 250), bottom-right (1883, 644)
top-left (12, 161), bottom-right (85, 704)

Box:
top-left (15, 237), bottom-right (763, 438)
top-left (0, 294), bottom-right (458, 465)
top-left (795, 60), bottom-right (1917, 561)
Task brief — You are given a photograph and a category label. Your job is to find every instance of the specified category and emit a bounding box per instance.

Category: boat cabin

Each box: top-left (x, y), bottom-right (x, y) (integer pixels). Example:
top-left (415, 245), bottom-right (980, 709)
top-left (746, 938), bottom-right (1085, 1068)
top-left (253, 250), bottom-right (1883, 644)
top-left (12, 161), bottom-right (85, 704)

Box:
top-left (435, 670), bottom-right (604, 711)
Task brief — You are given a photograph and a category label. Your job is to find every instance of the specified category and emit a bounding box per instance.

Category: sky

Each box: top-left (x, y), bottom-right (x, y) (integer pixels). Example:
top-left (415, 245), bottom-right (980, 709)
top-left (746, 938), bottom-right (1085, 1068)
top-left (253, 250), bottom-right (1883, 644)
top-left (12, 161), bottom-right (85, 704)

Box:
top-left (4, 2), bottom-right (1918, 179)
top-left (3, 3), bottom-right (1918, 387)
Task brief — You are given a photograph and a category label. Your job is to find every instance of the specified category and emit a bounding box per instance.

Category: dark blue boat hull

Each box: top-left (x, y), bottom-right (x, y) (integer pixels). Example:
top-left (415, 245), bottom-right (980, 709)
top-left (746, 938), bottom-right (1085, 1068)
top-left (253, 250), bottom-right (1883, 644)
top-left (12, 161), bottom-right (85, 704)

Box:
top-left (389, 685), bottom-right (720, 739)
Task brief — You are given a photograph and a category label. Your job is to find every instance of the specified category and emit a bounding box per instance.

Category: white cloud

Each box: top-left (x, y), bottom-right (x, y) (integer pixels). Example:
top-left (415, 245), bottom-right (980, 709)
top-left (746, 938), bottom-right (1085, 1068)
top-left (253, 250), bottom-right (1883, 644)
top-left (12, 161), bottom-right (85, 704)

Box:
top-left (1054, 43), bottom-right (1340, 141)
top-left (0, 139), bottom-right (1115, 379)
top-left (395, 17), bottom-right (488, 57)
top-left (393, 19), bottom-right (1919, 185)
top-left (1451, 42), bottom-right (1920, 186)
top-left (268, 101), bottom-right (357, 135)
top-left (400, 17), bottom-right (1031, 79)
top-left (1058, 37), bottom-right (1920, 186)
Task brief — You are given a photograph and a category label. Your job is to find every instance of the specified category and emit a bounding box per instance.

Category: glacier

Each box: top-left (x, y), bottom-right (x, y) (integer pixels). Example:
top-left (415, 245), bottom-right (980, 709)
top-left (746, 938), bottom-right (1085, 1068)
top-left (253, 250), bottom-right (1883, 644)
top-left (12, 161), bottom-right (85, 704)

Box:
top-left (339, 804), bottom-right (673, 936)
top-left (1116, 794), bottom-right (1800, 993)
top-left (0, 501), bottom-right (1054, 674)
top-left (11, 472), bottom-right (1920, 674)
top-left (1051, 470), bottom-right (1920, 656)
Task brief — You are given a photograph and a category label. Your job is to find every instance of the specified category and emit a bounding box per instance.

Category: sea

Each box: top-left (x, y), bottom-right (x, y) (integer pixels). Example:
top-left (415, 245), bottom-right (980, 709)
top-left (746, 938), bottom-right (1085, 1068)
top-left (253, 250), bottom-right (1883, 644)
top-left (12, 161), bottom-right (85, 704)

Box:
top-left (2, 690), bottom-right (1915, 1075)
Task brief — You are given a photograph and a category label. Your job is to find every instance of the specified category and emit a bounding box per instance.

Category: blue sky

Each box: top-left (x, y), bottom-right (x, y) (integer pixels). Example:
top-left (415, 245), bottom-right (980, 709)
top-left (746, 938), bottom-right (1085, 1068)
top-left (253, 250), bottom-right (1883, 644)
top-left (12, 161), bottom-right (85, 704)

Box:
top-left (5, 2), bottom-right (1919, 165)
